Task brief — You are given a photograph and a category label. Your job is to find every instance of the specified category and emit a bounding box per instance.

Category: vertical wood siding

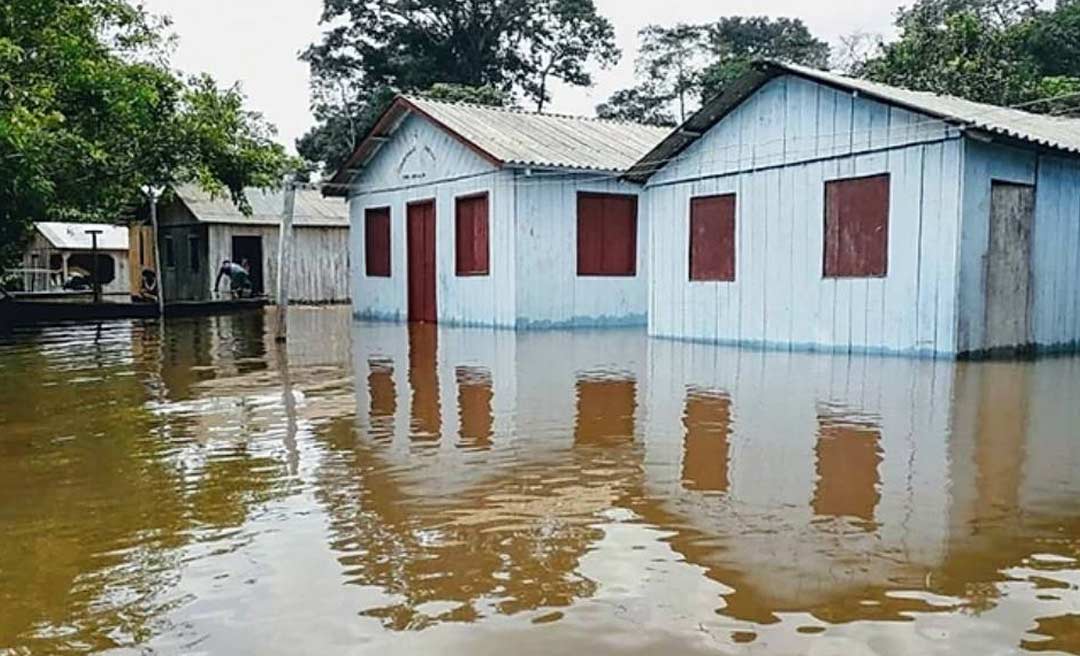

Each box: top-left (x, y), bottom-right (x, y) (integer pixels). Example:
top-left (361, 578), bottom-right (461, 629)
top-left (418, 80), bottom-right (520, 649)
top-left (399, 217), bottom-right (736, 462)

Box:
top-left (207, 224), bottom-right (350, 303)
top-left (515, 174), bottom-right (648, 327)
top-left (647, 74), bottom-right (964, 355)
top-left (959, 141), bottom-right (1080, 354)
top-left (349, 114), bottom-right (517, 327)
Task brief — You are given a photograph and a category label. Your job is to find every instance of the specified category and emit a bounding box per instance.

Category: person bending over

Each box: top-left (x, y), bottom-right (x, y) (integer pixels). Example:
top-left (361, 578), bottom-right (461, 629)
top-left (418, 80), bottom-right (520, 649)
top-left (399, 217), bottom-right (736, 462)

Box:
top-left (215, 259), bottom-right (253, 298)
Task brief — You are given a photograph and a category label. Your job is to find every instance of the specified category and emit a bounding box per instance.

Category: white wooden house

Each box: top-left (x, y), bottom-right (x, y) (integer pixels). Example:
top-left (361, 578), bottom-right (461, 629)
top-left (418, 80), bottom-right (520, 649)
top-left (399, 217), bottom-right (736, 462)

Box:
top-left (19, 222), bottom-right (131, 298)
top-left (628, 61), bottom-right (1080, 358)
top-left (327, 96), bottom-right (670, 327)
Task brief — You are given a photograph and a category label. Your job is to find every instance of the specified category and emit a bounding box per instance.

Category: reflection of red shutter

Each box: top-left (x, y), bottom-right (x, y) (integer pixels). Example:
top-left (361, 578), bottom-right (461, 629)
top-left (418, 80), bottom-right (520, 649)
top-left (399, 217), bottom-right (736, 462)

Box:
top-left (689, 194), bottom-right (736, 281)
top-left (455, 193), bottom-right (489, 275)
top-left (824, 174), bottom-right (889, 278)
top-left (364, 207), bottom-right (391, 277)
top-left (576, 193), bottom-right (637, 276)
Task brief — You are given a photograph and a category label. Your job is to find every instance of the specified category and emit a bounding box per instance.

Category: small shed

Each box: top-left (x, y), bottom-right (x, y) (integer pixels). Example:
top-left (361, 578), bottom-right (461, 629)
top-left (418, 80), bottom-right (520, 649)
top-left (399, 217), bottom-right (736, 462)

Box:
top-left (327, 96), bottom-right (670, 327)
top-left (19, 222), bottom-right (131, 297)
top-left (630, 61), bottom-right (1080, 357)
top-left (154, 185), bottom-right (350, 304)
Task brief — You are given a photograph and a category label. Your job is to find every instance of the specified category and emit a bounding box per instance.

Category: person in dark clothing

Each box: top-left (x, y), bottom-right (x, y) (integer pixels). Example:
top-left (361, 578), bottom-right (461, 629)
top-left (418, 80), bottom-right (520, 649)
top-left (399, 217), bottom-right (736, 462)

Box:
top-left (215, 259), bottom-right (252, 298)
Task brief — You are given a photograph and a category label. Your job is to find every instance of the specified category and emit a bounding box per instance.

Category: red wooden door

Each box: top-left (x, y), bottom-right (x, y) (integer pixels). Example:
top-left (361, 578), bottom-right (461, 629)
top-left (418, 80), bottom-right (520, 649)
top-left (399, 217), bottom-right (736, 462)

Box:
top-left (407, 200), bottom-right (437, 322)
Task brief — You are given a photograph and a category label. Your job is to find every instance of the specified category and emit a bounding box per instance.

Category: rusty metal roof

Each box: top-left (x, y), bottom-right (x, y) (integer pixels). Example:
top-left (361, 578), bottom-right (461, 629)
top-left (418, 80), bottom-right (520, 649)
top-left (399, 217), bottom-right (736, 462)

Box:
top-left (326, 96), bottom-right (672, 195)
top-left (175, 185), bottom-right (348, 227)
top-left (626, 61), bottom-right (1080, 182)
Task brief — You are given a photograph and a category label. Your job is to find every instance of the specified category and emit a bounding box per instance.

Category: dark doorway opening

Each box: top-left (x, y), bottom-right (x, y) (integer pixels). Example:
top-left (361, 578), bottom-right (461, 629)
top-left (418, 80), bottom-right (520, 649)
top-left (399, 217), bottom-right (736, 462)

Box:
top-left (231, 236), bottom-right (264, 296)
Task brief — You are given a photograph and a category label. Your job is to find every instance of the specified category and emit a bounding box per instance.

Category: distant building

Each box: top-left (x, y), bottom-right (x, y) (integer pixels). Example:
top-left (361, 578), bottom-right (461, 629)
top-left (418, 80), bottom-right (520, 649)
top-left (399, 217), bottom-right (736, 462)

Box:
top-left (19, 222), bottom-right (130, 298)
top-left (629, 61), bottom-right (1080, 357)
top-left (327, 96), bottom-right (670, 327)
top-left (154, 185), bottom-right (350, 304)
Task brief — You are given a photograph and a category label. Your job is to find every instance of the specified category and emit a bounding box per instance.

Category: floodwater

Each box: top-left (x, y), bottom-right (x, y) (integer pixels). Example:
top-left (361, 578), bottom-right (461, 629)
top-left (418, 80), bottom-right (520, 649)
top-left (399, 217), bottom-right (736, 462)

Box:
top-left (1, 308), bottom-right (1079, 655)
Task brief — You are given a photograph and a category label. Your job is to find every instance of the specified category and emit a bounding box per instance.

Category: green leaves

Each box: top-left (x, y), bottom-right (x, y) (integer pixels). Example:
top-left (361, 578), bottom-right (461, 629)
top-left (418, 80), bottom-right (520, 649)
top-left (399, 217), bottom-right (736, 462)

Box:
top-left (0, 0), bottom-right (293, 271)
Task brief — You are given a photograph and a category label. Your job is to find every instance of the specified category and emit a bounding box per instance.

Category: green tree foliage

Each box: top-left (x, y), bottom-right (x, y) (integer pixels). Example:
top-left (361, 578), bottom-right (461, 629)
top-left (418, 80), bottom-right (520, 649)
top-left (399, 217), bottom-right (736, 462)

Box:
top-left (597, 16), bottom-right (828, 127)
top-left (299, 0), bottom-right (618, 175)
top-left (0, 0), bottom-right (292, 270)
top-left (859, 0), bottom-right (1080, 113)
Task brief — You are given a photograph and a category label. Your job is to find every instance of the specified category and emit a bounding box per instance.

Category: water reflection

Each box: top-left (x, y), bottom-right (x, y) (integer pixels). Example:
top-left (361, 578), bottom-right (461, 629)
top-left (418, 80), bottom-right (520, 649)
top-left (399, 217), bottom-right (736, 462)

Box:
top-left (1, 313), bottom-right (1080, 654)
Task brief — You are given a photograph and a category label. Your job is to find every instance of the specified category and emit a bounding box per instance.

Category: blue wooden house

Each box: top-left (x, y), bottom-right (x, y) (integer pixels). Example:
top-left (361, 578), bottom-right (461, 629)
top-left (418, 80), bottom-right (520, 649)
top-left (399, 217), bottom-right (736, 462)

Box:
top-left (327, 96), bottom-right (670, 328)
top-left (628, 61), bottom-right (1080, 357)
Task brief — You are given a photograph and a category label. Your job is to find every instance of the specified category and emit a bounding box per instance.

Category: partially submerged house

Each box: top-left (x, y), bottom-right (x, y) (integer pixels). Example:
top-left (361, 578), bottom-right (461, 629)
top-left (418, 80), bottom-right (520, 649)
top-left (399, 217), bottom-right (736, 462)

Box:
top-left (155, 185), bottom-right (349, 304)
top-left (327, 96), bottom-right (670, 327)
top-left (629, 61), bottom-right (1080, 357)
top-left (18, 222), bottom-right (131, 298)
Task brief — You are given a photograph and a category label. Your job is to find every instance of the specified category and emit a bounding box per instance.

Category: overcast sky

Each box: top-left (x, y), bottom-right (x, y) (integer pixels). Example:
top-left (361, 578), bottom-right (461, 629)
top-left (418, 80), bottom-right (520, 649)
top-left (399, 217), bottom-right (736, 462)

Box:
top-left (140, 0), bottom-right (907, 154)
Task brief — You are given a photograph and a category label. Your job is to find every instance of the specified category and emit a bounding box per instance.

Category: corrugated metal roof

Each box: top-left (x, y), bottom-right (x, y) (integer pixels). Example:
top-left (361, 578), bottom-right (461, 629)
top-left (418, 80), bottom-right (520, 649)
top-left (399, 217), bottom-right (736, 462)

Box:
top-left (35, 222), bottom-right (129, 251)
top-left (626, 61), bottom-right (1080, 182)
top-left (327, 96), bottom-right (672, 194)
top-left (176, 184), bottom-right (348, 226)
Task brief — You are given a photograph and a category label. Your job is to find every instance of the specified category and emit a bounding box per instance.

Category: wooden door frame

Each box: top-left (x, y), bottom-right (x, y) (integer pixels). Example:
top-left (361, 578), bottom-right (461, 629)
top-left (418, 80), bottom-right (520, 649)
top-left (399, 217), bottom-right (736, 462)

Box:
top-left (406, 198), bottom-right (437, 323)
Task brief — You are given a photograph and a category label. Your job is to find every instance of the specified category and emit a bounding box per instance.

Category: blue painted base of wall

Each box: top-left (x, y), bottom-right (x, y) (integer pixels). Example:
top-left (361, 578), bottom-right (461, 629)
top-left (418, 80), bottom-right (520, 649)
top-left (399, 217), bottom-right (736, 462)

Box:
top-left (648, 331), bottom-right (954, 360)
top-left (353, 309), bottom-right (648, 331)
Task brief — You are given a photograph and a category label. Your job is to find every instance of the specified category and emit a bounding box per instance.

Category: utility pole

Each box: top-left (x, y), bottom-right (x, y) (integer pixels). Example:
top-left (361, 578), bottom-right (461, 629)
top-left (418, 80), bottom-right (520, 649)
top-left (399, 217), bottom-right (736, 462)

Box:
top-left (85, 229), bottom-right (103, 304)
top-left (274, 175), bottom-right (297, 343)
top-left (144, 186), bottom-right (165, 318)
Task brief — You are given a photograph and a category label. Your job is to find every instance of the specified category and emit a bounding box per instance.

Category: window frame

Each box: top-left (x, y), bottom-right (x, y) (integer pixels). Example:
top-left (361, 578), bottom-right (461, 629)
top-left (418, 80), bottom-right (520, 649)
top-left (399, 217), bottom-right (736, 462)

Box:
top-left (822, 173), bottom-right (891, 279)
top-left (364, 206), bottom-right (392, 278)
top-left (163, 234), bottom-right (176, 269)
top-left (576, 192), bottom-right (638, 277)
top-left (454, 191), bottom-right (490, 277)
top-left (188, 234), bottom-right (201, 273)
top-left (688, 193), bottom-right (737, 282)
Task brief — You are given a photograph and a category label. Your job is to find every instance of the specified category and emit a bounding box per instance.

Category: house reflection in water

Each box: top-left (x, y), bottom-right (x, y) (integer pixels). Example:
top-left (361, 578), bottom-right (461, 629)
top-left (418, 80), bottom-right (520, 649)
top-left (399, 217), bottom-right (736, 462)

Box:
top-left (345, 320), bottom-right (1080, 648)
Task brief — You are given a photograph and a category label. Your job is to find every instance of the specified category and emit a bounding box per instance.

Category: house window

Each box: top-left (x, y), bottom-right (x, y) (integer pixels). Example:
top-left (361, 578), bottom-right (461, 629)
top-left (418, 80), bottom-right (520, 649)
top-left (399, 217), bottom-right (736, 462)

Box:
top-left (577, 192), bottom-right (637, 276)
top-left (689, 194), bottom-right (736, 281)
top-left (163, 234), bottom-right (175, 268)
top-left (364, 207), bottom-right (391, 277)
top-left (188, 235), bottom-right (201, 273)
top-left (455, 192), bottom-right (490, 276)
top-left (824, 174), bottom-right (890, 278)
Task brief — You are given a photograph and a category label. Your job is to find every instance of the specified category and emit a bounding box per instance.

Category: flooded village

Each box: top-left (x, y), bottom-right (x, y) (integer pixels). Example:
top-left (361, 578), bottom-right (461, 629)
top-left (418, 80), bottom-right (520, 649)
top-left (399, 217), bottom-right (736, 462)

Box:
top-left (4, 0), bottom-right (1080, 655)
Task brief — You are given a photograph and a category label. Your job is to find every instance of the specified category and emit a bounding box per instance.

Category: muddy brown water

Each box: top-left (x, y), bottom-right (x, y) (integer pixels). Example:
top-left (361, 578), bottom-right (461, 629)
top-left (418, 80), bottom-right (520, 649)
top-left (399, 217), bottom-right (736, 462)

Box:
top-left (1, 307), bottom-right (1079, 655)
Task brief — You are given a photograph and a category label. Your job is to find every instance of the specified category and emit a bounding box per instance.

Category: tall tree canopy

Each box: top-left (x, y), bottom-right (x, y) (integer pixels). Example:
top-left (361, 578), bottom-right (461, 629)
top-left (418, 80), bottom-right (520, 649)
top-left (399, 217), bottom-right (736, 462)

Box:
top-left (299, 0), bottom-right (619, 175)
top-left (0, 0), bottom-right (293, 271)
top-left (597, 16), bottom-right (828, 126)
top-left (858, 0), bottom-right (1080, 113)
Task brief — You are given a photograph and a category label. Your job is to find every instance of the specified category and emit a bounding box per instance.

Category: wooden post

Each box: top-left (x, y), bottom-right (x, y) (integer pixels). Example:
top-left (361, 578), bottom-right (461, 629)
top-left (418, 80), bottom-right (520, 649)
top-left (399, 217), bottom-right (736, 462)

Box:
top-left (148, 189), bottom-right (165, 318)
top-left (85, 229), bottom-right (103, 304)
top-left (274, 176), bottom-right (297, 343)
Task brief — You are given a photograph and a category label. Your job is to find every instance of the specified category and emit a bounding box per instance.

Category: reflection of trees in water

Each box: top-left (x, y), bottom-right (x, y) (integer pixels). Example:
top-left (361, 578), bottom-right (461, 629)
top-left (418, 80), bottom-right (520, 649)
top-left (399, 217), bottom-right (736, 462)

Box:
top-left (0, 316), bottom-right (302, 653)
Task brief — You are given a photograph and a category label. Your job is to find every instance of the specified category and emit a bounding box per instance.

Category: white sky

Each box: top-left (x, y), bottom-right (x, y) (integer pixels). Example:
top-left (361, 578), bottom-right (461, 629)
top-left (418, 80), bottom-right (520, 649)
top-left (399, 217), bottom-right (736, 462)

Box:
top-left (140, 0), bottom-right (907, 154)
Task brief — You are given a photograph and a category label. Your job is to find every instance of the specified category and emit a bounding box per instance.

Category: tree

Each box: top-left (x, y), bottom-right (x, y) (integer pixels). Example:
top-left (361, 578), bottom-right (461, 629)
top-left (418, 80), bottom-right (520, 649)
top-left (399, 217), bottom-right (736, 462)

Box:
top-left (0, 0), bottom-right (293, 271)
top-left (299, 0), bottom-right (618, 174)
top-left (597, 16), bottom-right (829, 127)
top-left (699, 17), bottom-right (830, 97)
top-left (595, 87), bottom-right (678, 127)
top-left (859, 0), bottom-right (1080, 114)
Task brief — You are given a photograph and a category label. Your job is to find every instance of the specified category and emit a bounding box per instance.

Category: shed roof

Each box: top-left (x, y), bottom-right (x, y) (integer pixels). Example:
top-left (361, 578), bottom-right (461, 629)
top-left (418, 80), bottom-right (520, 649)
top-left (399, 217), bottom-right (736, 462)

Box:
top-left (626, 61), bottom-right (1080, 182)
top-left (35, 222), bottom-right (129, 251)
top-left (326, 95), bottom-right (672, 194)
top-left (175, 185), bottom-right (348, 227)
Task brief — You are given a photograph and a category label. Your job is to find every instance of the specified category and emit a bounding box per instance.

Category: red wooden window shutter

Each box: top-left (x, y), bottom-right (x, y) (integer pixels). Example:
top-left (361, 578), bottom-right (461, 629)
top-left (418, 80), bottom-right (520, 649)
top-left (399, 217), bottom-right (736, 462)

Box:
top-left (455, 193), bottom-right (490, 276)
top-left (577, 193), bottom-right (637, 276)
top-left (689, 194), bottom-right (736, 281)
top-left (364, 207), bottom-right (391, 277)
top-left (824, 174), bottom-right (890, 278)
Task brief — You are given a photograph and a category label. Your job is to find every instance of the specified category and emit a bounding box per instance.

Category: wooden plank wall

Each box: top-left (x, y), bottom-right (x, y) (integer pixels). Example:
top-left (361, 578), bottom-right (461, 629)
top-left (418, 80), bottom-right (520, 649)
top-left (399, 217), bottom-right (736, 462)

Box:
top-left (647, 74), bottom-right (964, 355)
top-left (207, 224), bottom-right (350, 304)
top-left (514, 174), bottom-right (648, 327)
top-left (349, 114), bottom-right (517, 326)
top-left (958, 141), bottom-right (1080, 353)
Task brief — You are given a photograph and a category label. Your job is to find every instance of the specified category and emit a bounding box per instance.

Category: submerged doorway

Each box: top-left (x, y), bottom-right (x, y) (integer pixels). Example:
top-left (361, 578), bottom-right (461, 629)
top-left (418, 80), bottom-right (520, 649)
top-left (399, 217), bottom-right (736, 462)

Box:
top-left (231, 236), bottom-right (265, 296)
top-left (407, 200), bottom-right (437, 323)
top-left (985, 181), bottom-right (1034, 352)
